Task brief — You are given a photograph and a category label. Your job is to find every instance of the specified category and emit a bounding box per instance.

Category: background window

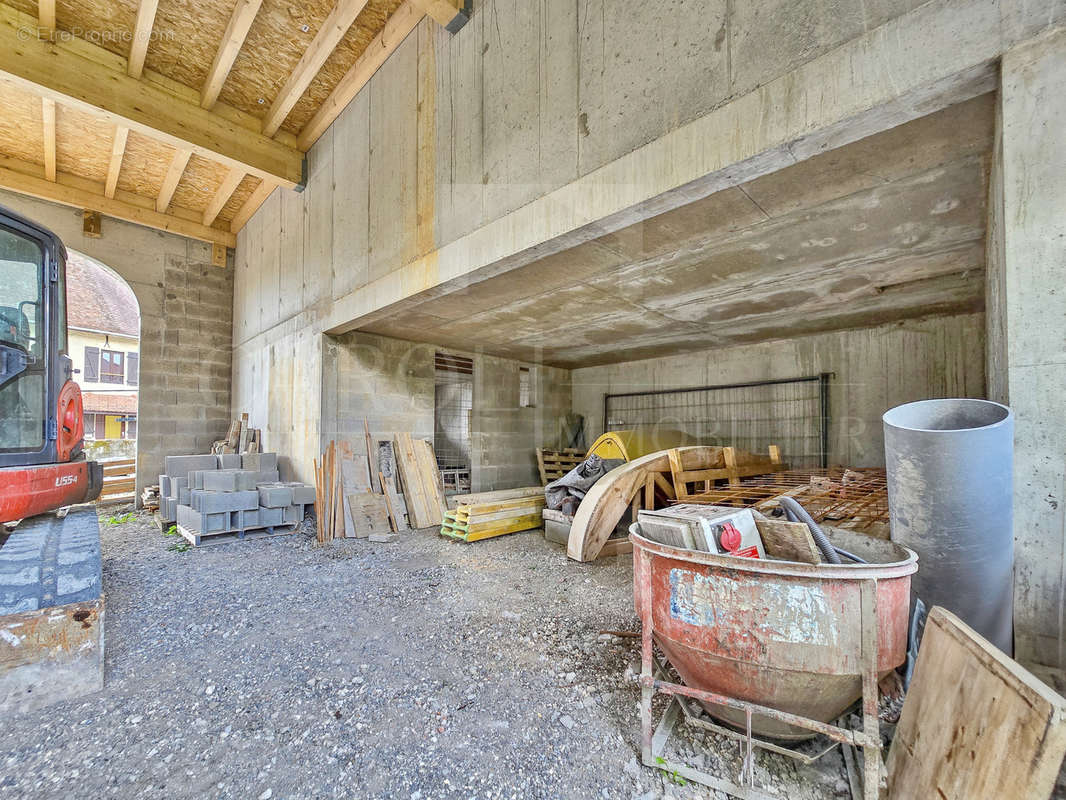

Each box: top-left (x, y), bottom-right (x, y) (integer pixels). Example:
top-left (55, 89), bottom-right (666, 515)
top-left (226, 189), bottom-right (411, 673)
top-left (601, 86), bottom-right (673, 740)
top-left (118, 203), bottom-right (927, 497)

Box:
top-left (101, 350), bottom-right (124, 384)
top-left (127, 352), bottom-right (138, 386)
top-left (519, 367), bottom-right (534, 408)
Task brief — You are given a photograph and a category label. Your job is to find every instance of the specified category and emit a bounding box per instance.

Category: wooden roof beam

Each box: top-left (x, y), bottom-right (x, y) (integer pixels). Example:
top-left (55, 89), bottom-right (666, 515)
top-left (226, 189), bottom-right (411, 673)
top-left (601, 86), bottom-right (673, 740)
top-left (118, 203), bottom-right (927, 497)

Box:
top-left (411, 0), bottom-right (469, 32)
top-left (0, 155), bottom-right (235, 246)
top-left (37, 0), bottom-right (54, 40)
top-left (128, 0), bottom-right (160, 78)
top-left (0, 7), bottom-right (304, 187)
top-left (202, 166), bottom-right (244, 226)
top-left (201, 0), bottom-right (264, 110)
top-left (261, 0), bottom-right (370, 137)
top-left (41, 97), bottom-right (55, 181)
top-left (229, 178), bottom-right (275, 232)
top-left (156, 148), bottom-right (192, 212)
top-left (297, 0), bottom-right (423, 150)
top-left (104, 126), bottom-right (129, 199)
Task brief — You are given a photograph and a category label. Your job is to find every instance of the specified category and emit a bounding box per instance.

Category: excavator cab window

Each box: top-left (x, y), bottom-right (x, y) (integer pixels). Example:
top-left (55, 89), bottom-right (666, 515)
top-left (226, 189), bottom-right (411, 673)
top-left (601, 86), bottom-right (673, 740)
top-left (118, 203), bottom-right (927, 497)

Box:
top-left (0, 224), bottom-right (46, 452)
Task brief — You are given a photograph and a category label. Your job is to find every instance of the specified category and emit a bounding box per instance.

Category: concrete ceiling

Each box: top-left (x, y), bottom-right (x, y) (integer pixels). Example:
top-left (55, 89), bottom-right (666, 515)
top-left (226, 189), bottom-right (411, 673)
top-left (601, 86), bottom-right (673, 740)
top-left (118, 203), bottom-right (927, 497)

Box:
top-left (361, 94), bottom-right (994, 368)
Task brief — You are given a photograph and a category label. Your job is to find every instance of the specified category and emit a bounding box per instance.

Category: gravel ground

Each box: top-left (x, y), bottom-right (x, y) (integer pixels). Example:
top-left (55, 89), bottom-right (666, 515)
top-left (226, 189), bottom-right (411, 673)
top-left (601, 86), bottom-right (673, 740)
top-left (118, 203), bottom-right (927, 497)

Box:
top-left (0, 508), bottom-right (852, 799)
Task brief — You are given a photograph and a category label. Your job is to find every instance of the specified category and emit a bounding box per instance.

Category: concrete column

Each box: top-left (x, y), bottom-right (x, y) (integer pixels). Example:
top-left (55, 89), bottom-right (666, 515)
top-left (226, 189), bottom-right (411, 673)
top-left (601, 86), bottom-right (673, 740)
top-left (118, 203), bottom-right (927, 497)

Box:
top-left (995, 27), bottom-right (1066, 667)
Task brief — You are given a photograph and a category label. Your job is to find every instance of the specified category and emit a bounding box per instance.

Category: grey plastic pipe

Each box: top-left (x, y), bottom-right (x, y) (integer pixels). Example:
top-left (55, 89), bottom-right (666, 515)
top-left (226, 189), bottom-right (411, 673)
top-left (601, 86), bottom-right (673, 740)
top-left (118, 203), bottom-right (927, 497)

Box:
top-left (883, 398), bottom-right (1014, 655)
top-left (778, 496), bottom-right (841, 565)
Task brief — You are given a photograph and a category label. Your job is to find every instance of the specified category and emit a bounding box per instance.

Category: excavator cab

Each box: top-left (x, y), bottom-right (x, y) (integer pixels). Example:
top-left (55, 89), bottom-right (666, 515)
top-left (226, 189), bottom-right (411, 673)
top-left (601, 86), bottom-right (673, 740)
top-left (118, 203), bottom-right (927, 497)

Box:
top-left (0, 206), bottom-right (102, 523)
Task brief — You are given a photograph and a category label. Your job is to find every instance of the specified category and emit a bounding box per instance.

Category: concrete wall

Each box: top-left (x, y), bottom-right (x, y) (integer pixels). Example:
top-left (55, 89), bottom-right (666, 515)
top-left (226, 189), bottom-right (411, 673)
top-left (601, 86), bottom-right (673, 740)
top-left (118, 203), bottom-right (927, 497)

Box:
top-left (995, 29), bottom-right (1066, 668)
top-left (0, 189), bottom-right (233, 499)
top-left (572, 314), bottom-right (986, 468)
top-left (319, 332), bottom-right (571, 492)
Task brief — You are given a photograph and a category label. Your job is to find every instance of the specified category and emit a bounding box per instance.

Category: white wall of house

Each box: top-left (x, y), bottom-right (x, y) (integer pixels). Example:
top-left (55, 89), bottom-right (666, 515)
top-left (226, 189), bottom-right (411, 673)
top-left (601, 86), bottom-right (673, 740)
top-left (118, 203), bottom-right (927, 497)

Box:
top-left (69, 329), bottom-right (139, 394)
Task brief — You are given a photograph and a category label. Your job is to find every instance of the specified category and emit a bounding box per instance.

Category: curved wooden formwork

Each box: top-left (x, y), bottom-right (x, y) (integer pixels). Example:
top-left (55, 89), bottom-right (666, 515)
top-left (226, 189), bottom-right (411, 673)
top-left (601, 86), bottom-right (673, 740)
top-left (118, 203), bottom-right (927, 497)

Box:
top-left (565, 445), bottom-right (785, 562)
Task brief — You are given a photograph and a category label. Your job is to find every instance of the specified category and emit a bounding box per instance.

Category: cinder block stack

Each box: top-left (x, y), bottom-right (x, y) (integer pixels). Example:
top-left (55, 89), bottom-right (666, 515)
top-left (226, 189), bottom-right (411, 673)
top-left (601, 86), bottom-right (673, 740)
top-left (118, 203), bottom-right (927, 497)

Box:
top-left (157, 452), bottom-right (314, 544)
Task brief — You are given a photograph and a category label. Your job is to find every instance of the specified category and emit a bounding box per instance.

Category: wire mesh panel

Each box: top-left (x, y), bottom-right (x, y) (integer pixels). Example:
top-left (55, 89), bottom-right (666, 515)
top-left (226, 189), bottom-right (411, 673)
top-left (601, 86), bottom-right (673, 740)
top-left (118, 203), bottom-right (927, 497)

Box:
top-left (604, 375), bottom-right (830, 468)
top-left (434, 353), bottom-right (473, 471)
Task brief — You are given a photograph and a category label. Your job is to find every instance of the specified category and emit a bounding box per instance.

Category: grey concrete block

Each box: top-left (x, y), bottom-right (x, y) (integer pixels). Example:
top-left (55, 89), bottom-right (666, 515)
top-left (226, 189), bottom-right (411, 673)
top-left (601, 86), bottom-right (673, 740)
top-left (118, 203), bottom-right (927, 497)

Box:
top-left (241, 452), bottom-right (277, 472)
top-left (190, 470), bottom-right (215, 490)
top-left (178, 487), bottom-right (190, 505)
top-left (159, 475), bottom-right (171, 498)
top-left (203, 470), bottom-right (259, 492)
top-left (164, 454), bottom-right (218, 478)
top-left (257, 485), bottom-right (293, 508)
top-left (285, 483), bottom-right (316, 505)
top-left (258, 506), bottom-right (283, 526)
top-left (196, 490), bottom-right (259, 513)
top-left (216, 453), bottom-right (241, 469)
top-left (241, 508), bottom-right (259, 528)
top-left (178, 505), bottom-right (230, 534)
top-left (169, 477), bottom-right (188, 500)
top-left (282, 504), bottom-right (304, 524)
top-left (255, 470), bottom-right (280, 485)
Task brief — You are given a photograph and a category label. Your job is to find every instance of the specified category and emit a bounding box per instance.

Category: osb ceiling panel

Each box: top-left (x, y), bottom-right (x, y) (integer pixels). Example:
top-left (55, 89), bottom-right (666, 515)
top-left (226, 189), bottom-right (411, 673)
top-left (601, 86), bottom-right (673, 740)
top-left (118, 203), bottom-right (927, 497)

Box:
top-left (55, 105), bottom-right (114, 183)
top-left (219, 0), bottom-right (404, 135)
top-left (0, 81), bottom-right (45, 167)
top-left (288, 0), bottom-right (405, 134)
top-left (52, 0), bottom-right (138, 62)
top-left (171, 153), bottom-right (230, 213)
top-left (117, 130), bottom-right (174, 199)
top-left (144, 0), bottom-right (232, 90)
top-left (218, 173), bottom-right (261, 223)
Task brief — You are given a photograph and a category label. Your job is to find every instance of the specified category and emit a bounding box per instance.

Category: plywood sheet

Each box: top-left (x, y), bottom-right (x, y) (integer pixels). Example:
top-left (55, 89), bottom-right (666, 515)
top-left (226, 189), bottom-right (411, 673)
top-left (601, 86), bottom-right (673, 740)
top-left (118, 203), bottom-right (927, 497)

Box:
top-left (219, 0), bottom-right (404, 135)
top-left (170, 152), bottom-right (230, 213)
top-left (0, 81), bottom-right (45, 167)
top-left (55, 104), bottom-right (114, 183)
top-left (886, 607), bottom-right (1066, 799)
top-left (115, 130), bottom-right (174, 200)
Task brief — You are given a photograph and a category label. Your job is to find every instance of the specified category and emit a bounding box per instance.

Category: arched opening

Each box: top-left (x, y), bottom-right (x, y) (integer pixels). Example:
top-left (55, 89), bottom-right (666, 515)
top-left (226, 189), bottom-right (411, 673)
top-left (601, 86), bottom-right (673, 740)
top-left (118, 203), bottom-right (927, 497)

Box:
top-left (65, 249), bottom-right (140, 502)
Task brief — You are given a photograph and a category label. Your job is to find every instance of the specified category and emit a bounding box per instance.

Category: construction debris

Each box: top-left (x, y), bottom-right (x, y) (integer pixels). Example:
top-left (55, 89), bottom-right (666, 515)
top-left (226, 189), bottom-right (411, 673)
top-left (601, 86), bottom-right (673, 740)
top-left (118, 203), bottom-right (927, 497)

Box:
top-left (440, 491), bottom-right (545, 543)
top-left (887, 607), bottom-right (1066, 799)
top-left (211, 412), bottom-right (262, 455)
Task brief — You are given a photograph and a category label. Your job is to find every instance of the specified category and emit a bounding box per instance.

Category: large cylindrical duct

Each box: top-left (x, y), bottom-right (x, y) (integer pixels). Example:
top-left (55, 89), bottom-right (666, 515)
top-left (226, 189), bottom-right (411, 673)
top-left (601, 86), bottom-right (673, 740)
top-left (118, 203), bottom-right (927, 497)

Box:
top-left (883, 399), bottom-right (1014, 654)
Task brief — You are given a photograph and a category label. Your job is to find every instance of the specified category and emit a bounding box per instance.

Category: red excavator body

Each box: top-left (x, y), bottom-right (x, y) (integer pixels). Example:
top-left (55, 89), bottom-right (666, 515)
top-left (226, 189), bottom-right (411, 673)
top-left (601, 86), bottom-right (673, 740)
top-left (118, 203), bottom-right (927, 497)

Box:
top-left (0, 205), bottom-right (102, 524)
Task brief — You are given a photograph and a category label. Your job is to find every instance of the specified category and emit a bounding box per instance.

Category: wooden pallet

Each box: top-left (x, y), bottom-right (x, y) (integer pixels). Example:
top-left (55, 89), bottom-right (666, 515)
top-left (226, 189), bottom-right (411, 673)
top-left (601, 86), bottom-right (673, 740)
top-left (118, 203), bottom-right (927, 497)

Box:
top-left (536, 448), bottom-right (586, 485)
top-left (176, 522), bottom-right (298, 547)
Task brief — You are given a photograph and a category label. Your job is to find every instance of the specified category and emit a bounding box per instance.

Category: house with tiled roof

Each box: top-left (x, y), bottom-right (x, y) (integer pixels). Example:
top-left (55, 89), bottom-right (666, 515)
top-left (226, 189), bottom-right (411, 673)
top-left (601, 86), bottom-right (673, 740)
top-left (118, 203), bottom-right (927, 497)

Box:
top-left (67, 251), bottom-right (139, 441)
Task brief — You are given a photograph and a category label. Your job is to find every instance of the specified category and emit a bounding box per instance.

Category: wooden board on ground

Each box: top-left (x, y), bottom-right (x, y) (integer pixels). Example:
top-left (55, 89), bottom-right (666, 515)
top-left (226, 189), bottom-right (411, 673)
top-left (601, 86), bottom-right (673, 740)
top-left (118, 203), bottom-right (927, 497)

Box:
top-left (440, 494), bottom-right (545, 543)
top-left (886, 606), bottom-right (1066, 800)
top-left (755, 518), bottom-right (822, 564)
top-left (346, 493), bottom-right (391, 539)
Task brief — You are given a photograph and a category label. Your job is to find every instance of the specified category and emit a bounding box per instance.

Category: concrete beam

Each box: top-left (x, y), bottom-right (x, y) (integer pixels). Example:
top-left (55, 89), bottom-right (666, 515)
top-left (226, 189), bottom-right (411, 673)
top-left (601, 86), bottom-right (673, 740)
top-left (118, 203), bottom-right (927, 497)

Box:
top-left (323, 0), bottom-right (1063, 336)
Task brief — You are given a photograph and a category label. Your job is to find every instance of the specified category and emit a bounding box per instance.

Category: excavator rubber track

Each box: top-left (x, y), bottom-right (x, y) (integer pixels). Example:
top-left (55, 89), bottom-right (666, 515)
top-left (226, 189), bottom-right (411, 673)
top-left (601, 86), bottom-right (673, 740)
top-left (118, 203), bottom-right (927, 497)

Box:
top-left (0, 507), bottom-right (104, 713)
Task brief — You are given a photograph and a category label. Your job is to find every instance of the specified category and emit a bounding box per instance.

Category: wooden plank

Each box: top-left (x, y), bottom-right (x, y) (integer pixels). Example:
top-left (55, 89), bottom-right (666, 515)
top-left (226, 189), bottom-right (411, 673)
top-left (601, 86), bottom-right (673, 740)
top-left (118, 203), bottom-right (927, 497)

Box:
top-left (412, 437), bottom-right (447, 522)
top-left (379, 471), bottom-right (398, 532)
top-left (411, 0), bottom-right (468, 31)
top-left (229, 178), bottom-right (276, 233)
top-left (347, 492), bottom-right (391, 538)
top-left (200, 0), bottom-right (264, 110)
top-left (0, 157), bottom-right (236, 246)
top-left (260, 0), bottom-right (370, 137)
top-left (0, 6), bottom-right (303, 187)
top-left (363, 418), bottom-right (375, 488)
top-left (297, 1), bottom-right (424, 150)
top-left (755, 518), bottom-right (822, 565)
top-left (156, 148), bottom-right (192, 212)
top-left (41, 97), bottom-right (55, 181)
top-left (104, 125), bottom-right (129, 199)
top-left (37, 0), bottom-right (54, 39)
top-left (338, 440), bottom-right (358, 539)
top-left (127, 0), bottom-right (161, 78)
top-left (887, 607), bottom-right (1066, 799)
top-left (202, 166), bottom-right (244, 226)
top-left (394, 433), bottom-right (433, 528)
top-left (448, 487), bottom-right (542, 509)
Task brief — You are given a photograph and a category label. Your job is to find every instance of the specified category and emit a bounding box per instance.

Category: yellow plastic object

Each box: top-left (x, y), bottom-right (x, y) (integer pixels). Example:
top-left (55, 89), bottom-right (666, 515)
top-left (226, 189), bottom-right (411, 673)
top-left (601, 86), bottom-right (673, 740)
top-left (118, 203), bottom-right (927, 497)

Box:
top-left (586, 429), bottom-right (692, 462)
